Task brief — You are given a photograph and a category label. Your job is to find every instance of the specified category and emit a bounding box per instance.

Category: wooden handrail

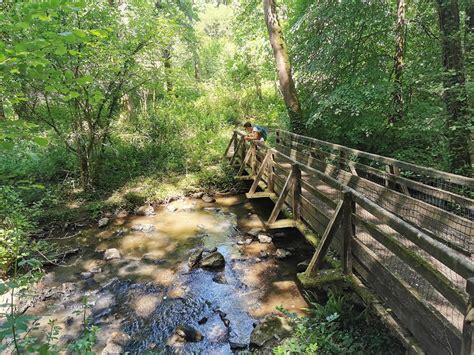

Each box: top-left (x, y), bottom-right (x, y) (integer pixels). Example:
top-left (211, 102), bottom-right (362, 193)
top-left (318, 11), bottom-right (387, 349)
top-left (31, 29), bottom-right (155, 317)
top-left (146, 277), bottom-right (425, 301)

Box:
top-left (277, 129), bottom-right (474, 188)
top-left (278, 136), bottom-right (474, 210)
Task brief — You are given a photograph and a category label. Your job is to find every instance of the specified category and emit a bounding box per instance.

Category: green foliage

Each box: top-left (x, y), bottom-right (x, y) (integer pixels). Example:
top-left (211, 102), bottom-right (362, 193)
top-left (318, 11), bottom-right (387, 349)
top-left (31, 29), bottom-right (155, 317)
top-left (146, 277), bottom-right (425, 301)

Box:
top-left (0, 186), bottom-right (36, 274)
top-left (274, 291), bottom-right (403, 355)
top-left (69, 297), bottom-right (99, 354)
top-left (286, 0), bottom-right (471, 171)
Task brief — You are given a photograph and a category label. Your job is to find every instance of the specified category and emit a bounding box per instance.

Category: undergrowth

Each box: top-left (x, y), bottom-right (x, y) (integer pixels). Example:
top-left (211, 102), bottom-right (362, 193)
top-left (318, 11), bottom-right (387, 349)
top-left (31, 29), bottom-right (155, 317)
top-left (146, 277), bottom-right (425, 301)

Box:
top-left (274, 290), bottom-right (403, 355)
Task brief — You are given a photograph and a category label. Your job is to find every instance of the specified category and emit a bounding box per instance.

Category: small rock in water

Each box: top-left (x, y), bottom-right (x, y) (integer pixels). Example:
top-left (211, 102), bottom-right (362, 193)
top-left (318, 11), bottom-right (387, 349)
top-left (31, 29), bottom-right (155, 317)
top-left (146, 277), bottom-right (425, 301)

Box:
top-left (237, 240), bottom-right (246, 245)
top-left (166, 204), bottom-right (178, 212)
top-left (136, 204), bottom-right (155, 216)
top-left (101, 332), bottom-right (131, 354)
top-left (198, 317), bottom-right (208, 325)
top-left (113, 228), bottom-right (126, 238)
top-left (257, 234), bottom-right (272, 244)
top-left (204, 207), bottom-right (221, 213)
top-left (200, 251), bottom-right (225, 269)
top-left (205, 247), bottom-right (218, 253)
top-left (188, 248), bottom-right (204, 269)
top-left (259, 251), bottom-right (269, 259)
top-left (191, 191), bottom-right (205, 199)
top-left (175, 324), bottom-right (204, 342)
top-left (201, 194), bottom-right (215, 203)
top-left (246, 228), bottom-right (262, 238)
top-left (230, 341), bottom-right (248, 350)
top-left (90, 266), bottom-right (102, 274)
top-left (275, 249), bottom-right (292, 259)
top-left (115, 209), bottom-right (128, 218)
top-left (245, 238), bottom-right (253, 245)
top-left (104, 248), bottom-right (121, 261)
top-left (64, 316), bottom-right (74, 327)
top-left (296, 259), bottom-right (310, 273)
top-left (80, 272), bottom-right (93, 280)
top-left (131, 223), bottom-right (155, 233)
top-left (255, 258), bottom-right (262, 263)
top-left (98, 217), bottom-right (109, 228)
top-left (212, 272), bottom-right (227, 284)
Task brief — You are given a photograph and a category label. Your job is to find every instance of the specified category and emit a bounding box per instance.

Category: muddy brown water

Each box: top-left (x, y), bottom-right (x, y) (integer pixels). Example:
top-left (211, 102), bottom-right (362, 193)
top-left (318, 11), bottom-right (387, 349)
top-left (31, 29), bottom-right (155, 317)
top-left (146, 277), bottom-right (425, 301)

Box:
top-left (22, 195), bottom-right (314, 354)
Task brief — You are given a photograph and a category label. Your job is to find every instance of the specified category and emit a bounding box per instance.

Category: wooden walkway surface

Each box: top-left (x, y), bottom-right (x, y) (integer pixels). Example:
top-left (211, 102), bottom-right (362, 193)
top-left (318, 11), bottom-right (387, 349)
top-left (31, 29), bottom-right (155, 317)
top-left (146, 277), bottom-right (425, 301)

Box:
top-left (225, 129), bottom-right (474, 355)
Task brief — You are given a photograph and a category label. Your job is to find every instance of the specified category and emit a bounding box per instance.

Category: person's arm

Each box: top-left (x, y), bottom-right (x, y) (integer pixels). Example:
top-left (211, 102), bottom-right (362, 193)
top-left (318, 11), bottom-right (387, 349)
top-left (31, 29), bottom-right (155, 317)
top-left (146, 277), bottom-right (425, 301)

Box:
top-left (244, 130), bottom-right (261, 141)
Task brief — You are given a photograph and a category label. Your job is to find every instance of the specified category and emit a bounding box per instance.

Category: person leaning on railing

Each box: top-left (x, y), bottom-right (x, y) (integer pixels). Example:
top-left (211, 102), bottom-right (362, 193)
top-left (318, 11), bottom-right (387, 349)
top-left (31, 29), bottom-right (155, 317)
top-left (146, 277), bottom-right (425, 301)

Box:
top-left (243, 121), bottom-right (268, 142)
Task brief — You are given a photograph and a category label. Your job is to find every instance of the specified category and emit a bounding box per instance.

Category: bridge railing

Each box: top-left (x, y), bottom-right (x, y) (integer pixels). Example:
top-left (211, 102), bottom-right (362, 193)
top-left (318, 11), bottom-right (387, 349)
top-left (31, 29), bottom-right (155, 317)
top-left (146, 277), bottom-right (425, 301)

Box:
top-left (225, 130), bottom-right (474, 355)
top-left (275, 129), bottom-right (474, 255)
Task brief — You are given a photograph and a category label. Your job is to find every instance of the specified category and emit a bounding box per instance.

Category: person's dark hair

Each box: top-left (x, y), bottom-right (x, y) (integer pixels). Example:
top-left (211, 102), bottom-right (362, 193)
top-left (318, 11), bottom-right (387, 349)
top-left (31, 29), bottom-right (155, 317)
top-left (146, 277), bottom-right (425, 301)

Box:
top-left (243, 122), bottom-right (252, 128)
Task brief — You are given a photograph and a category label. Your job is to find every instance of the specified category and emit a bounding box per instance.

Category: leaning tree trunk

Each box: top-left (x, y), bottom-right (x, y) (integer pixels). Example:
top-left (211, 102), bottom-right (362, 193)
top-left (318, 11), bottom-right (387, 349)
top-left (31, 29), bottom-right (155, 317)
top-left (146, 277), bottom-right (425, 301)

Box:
top-left (435, 0), bottom-right (471, 174)
top-left (389, 0), bottom-right (406, 124)
top-left (263, 0), bottom-right (304, 134)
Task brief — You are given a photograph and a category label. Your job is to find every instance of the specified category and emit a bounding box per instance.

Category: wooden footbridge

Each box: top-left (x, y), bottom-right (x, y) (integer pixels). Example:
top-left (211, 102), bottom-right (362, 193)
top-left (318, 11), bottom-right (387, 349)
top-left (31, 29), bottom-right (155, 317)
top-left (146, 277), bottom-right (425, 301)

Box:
top-left (224, 129), bottom-right (474, 355)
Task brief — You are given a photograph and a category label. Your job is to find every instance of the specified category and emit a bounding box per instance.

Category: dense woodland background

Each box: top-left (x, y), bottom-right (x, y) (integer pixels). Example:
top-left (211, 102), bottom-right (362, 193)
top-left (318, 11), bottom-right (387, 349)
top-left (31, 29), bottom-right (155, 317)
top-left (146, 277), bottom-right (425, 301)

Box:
top-left (0, 0), bottom-right (472, 352)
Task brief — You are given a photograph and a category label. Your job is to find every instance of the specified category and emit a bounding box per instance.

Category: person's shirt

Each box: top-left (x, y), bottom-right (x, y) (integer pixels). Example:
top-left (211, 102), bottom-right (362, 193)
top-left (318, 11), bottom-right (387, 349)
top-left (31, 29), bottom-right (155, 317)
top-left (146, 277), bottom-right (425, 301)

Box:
top-left (252, 125), bottom-right (267, 141)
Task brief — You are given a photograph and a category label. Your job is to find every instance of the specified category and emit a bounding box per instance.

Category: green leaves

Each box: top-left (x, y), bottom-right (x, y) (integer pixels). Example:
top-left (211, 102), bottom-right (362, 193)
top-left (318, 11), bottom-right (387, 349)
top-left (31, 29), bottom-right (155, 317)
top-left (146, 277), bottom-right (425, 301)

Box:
top-left (32, 137), bottom-right (48, 146)
top-left (77, 75), bottom-right (93, 86)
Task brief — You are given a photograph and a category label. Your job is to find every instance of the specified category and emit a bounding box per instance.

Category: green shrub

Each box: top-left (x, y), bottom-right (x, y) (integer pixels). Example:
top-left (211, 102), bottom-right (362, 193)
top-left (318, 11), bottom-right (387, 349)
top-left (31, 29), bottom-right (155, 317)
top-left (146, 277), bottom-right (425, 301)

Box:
top-left (274, 290), bottom-right (403, 355)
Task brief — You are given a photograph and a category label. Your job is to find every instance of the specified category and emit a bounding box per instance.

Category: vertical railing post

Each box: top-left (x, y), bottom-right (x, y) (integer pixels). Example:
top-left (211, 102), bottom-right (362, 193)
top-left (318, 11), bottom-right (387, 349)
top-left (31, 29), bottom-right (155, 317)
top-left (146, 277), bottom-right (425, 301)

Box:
top-left (267, 151), bottom-right (274, 193)
top-left (240, 136), bottom-right (246, 163)
top-left (342, 190), bottom-right (354, 275)
top-left (292, 163), bottom-right (301, 220)
top-left (385, 164), bottom-right (394, 187)
top-left (233, 131), bottom-right (238, 156)
top-left (338, 150), bottom-right (346, 170)
top-left (276, 130), bottom-right (280, 145)
top-left (251, 143), bottom-right (257, 176)
top-left (224, 131), bottom-right (236, 158)
top-left (462, 278), bottom-right (474, 355)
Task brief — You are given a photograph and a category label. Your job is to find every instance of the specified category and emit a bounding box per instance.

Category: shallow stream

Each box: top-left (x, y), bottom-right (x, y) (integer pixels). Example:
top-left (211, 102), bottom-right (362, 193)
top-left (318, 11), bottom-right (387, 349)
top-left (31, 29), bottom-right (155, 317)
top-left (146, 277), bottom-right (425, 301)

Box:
top-left (23, 195), bottom-right (313, 353)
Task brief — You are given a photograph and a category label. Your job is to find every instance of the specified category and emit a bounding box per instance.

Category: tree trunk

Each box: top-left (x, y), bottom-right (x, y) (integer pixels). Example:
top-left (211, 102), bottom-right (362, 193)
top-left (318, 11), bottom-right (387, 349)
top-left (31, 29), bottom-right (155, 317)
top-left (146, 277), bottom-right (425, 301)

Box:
top-left (255, 74), bottom-right (263, 101)
top-left (263, 0), bottom-right (304, 134)
top-left (389, 0), bottom-right (406, 124)
top-left (435, 0), bottom-right (471, 174)
top-left (163, 47), bottom-right (173, 93)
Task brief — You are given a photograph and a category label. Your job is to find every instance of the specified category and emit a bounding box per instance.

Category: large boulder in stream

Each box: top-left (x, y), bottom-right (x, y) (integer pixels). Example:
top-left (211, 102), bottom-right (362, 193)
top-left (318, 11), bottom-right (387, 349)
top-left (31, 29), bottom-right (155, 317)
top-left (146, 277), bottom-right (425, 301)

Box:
top-left (200, 251), bottom-right (225, 269)
top-left (188, 248), bottom-right (204, 269)
top-left (250, 314), bottom-right (293, 348)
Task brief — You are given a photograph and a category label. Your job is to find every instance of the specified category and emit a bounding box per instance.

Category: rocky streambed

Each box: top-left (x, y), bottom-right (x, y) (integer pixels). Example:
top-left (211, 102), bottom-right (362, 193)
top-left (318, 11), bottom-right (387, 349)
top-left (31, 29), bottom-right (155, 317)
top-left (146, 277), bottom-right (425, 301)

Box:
top-left (10, 195), bottom-right (314, 354)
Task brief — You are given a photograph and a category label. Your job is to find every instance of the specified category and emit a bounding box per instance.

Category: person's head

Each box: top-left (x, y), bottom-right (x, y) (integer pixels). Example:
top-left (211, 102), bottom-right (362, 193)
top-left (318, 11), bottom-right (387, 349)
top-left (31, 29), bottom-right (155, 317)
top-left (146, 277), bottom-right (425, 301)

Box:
top-left (243, 121), bottom-right (253, 133)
